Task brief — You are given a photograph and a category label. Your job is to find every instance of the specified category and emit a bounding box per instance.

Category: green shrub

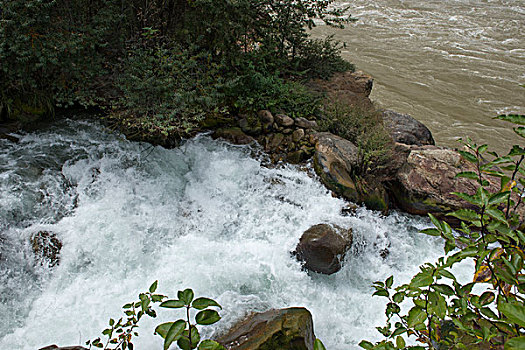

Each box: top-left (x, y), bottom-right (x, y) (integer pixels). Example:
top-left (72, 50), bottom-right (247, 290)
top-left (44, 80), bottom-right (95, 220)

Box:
top-left (1, 0), bottom-right (354, 132)
top-left (319, 102), bottom-right (393, 175)
top-left (360, 115), bottom-right (525, 350)
top-left (86, 282), bottom-right (225, 350)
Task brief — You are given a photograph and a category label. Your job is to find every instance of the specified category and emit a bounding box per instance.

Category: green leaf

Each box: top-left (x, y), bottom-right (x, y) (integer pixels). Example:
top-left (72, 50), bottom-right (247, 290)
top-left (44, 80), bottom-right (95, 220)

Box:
top-left (420, 228), bottom-right (441, 236)
top-left (178, 327), bottom-right (200, 350)
top-left (498, 301), bottom-right (525, 328)
top-left (496, 114), bottom-right (525, 125)
top-left (391, 327), bottom-right (406, 337)
top-left (195, 309), bottom-right (221, 325)
top-left (407, 307), bottom-right (427, 328)
top-left (480, 307), bottom-right (498, 320)
top-left (392, 292), bottom-right (405, 303)
top-left (479, 291), bottom-right (495, 306)
top-left (149, 280), bottom-right (158, 293)
top-left (155, 320), bottom-right (182, 339)
top-left (178, 289), bottom-right (194, 305)
top-left (438, 269), bottom-right (456, 281)
top-left (372, 289), bottom-right (389, 298)
top-left (431, 284), bottom-right (455, 296)
top-left (448, 209), bottom-right (480, 222)
top-left (458, 151), bottom-right (478, 164)
top-left (410, 271), bottom-right (434, 288)
top-left (505, 336), bottom-right (525, 350)
top-left (455, 171), bottom-right (478, 180)
top-left (160, 299), bottom-right (186, 308)
top-left (314, 339), bottom-right (327, 350)
top-left (395, 336), bottom-right (406, 349)
top-left (477, 144), bottom-right (488, 154)
top-left (514, 127), bottom-right (525, 138)
top-left (163, 320), bottom-right (186, 350)
top-left (192, 298), bottom-right (222, 310)
top-left (489, 191), bottom-right (511, 205)
top-left (429, 213), bottom-right (443, 231)
top-left (359, 340), bottom-right (374, 349)
top-left (509, 145), bottom-right (525, 156)
top-left (486, 208), bottom-right (508, 223)
top-left (452, 192), bottom-right (481, 206)
top-left (385, 276), bottom-right (394, 289)
top-left (198, 340), bottom-right (225, 350)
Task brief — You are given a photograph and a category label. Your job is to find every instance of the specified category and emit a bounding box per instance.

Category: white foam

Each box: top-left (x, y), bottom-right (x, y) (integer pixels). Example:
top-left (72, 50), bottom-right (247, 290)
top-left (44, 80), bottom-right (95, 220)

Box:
top-left (0, 120), bottom-right (449, 349)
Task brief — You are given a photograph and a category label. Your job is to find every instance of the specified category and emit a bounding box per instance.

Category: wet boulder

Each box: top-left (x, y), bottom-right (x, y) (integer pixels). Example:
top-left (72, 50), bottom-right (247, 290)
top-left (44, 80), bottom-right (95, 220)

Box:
top-left (275, 114), bottom-right (294, 127)
top-left (216, 308), bottom-right (315, 350)
top-left (295, 224), bottom-right (353, 275)
top-left (294, 117), bottom-right (317, 130)
top-left (257, 110), bottom-right (274, 130)
top-left (31, 231), bottom-right (62, 267)
top-left (382, 110), bottom-right (435, 146)
top-left (390, 146), bottom-right (499, 222)
top-left (313, 132), bottom-right (389, 211)
top-left (213, 127), bottom-right (255, 145)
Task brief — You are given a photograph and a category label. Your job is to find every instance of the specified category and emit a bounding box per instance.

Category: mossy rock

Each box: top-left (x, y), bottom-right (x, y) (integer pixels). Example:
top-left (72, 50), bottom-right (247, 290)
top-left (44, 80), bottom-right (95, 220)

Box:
top-left (216, 308), bottom-right (315, 350)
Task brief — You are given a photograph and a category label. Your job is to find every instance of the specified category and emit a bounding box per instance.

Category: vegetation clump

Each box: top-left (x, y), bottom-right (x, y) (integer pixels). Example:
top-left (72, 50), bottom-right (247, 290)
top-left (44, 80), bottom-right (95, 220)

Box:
top-left (0, 0), bottom-right (355, 141)
top-left (360, 115), bottom-right (525, 350)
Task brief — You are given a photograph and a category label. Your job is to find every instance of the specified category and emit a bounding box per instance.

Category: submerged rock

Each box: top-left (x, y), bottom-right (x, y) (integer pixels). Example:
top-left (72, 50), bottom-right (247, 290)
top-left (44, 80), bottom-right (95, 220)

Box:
top-left (31, 231), bottom-right (62, 267)
top-left (295, 224), bottom-right (353, 275)
top-left (382, 110), bottom-right (435, 146)
top-left (216, 308), bottom-right (315, 350)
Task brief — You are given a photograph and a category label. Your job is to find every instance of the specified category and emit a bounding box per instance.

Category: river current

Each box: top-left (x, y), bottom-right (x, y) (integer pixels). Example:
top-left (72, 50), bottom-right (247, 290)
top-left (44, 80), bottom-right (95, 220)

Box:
top-left (314, 0), bottom-right (525, 154)
top-left (0, 118), bottom-right (454, 349)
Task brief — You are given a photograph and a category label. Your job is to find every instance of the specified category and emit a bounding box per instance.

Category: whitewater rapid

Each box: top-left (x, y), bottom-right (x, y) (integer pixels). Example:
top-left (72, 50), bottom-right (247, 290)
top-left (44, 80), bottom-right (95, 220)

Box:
top-left (0, 118), bottom-right (450, 349)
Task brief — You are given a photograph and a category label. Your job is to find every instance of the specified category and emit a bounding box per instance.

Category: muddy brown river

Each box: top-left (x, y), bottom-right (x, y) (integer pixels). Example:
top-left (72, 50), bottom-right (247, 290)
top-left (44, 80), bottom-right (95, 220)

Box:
top-left (313, 0), bottom-right (525, 154)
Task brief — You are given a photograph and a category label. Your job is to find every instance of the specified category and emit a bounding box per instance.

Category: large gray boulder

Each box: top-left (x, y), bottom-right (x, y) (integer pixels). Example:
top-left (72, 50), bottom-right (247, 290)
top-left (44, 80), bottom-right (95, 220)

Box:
top-left (382, 110), bottom-right (435, 146)
top-left (389, 146), bottom-right (498, 224)
top-left (216, 308), bottom-right (315, 350)
top-left (295, 224), bottom-right (353, 275)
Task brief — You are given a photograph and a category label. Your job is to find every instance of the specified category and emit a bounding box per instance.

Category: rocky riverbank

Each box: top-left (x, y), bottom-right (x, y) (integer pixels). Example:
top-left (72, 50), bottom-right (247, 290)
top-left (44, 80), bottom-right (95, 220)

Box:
top-left (7, 69), bottom-right (522, 350)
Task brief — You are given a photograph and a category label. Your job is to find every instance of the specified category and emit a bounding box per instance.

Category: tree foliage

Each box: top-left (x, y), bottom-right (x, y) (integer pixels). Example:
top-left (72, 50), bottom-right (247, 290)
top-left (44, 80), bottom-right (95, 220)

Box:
top-left (0, 0), bottom-right (354, 135)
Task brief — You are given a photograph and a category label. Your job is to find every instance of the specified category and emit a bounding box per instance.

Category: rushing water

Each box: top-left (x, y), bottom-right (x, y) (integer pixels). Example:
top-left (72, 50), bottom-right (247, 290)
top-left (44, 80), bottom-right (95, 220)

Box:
top-left (0, 118), bottom-right (455, 349)
top-left (313, 0), bottom-right (525, 154)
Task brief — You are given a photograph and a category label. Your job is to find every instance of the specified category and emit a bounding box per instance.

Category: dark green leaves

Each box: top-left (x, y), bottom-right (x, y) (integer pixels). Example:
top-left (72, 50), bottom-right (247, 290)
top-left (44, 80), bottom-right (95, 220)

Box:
top-left (195, 310), bottom-right (221, 325)
top-left (161, 299), bottom-right (186, 309)
top-left (407, 307), bottom-right (427, 328)
top-left (160, 320), bottom-right (186, 350)
top-left (498, 301), bottom-right (525, 328)
top-left (192, 298), bottom-right (222, 310)
top-left (150, 280), bottom-right (158, 293)
top-left (496, 114), bottom-right (525, 125)
top-left (505, 336), bottom-right (525, 350)
top-left (410, 271), bottom-right (433, 288)
top-left (198, 340), bottom-right (225, 350)
top-left (178, 289), bottom-right (195, 305)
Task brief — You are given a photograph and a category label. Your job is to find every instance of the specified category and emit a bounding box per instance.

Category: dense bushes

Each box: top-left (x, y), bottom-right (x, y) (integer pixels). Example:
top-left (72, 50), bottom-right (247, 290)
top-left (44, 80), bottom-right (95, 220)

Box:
top-left (0, 0), bottom-right (354, 137)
